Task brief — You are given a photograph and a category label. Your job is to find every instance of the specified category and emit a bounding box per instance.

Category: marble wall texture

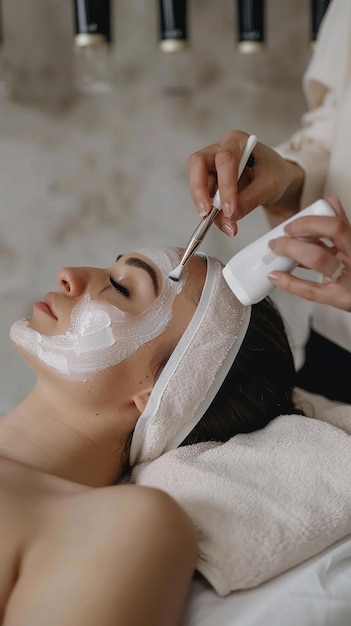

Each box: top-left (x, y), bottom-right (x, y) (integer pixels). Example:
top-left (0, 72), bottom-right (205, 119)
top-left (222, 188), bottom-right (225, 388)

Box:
top-left (0, 0), bottom-right (314, 413)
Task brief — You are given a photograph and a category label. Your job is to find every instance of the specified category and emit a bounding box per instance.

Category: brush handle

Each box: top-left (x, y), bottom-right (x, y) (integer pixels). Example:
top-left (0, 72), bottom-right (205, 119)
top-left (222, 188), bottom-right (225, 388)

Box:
top-left (179, 206), bottom-right (220, 263)
top-left (212, 134), bottom-right (257, 210)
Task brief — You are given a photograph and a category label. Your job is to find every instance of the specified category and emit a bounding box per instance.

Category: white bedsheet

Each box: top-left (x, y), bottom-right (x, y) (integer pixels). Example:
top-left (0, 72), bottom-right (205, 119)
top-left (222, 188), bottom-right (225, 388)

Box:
top-left (181, 534), bottom-right (351, 626)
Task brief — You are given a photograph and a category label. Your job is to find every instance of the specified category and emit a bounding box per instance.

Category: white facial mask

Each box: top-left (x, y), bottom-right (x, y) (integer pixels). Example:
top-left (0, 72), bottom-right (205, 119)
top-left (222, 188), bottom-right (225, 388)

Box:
top-left (10, 247), bottom-right (185, 382)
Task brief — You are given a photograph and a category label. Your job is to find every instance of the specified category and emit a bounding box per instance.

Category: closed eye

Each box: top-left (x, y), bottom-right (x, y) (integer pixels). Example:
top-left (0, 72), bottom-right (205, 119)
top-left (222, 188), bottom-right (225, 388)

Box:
top-left (109, 275), bottom-right (130, 297)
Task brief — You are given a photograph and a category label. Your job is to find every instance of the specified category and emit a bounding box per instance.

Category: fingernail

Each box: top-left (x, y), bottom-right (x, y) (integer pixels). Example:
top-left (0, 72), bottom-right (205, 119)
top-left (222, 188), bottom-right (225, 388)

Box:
top-left (222, 202), bottom-right (232, 218)
top-left (222, 223), bottom-right (234, 237)
top-left (268, 272), bottom-right (278, 282)
top-left (197, 201), bottom-right (208, 217)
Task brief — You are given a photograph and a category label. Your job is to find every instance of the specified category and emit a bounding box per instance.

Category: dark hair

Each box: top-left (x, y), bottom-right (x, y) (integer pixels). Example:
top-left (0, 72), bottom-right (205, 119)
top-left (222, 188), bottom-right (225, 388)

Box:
top-left (180, 297), bottom-right (299, 446)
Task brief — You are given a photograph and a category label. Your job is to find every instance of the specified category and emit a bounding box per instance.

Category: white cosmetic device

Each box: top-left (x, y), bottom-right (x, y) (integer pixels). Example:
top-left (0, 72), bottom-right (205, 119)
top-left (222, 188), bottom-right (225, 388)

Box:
top-left (222, 199), bottom-right (336, 305)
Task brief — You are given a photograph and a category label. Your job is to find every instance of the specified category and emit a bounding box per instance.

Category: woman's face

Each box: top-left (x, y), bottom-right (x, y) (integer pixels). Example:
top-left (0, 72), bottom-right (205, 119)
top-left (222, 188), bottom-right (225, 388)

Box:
top-left (10, 247), bottom-right (206, 389)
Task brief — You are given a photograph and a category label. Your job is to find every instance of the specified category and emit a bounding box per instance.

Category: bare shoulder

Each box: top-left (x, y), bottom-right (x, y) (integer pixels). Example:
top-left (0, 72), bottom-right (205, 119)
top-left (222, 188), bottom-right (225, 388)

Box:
top-left (0, 457), bottom-right (143, 618)
top-left (0, 456), bottom-right (88, 618)
top-left (0, 457), bottom-right (185, 621)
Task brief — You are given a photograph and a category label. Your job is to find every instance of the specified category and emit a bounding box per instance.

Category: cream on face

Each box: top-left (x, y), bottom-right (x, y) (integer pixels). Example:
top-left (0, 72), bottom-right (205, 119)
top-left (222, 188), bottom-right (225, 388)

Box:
top-left (10, 247), bottom-right (186, 382)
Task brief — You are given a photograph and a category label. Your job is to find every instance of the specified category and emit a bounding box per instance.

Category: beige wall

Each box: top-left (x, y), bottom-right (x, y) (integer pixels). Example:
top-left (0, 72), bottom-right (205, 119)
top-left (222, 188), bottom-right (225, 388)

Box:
top-left (0, 0), bottom-right (313, 411)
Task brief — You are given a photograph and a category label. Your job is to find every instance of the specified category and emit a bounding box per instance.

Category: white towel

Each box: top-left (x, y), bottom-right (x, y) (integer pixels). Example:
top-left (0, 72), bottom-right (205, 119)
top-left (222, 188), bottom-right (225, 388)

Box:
top-left (131, 389), bottom-right (351, 596)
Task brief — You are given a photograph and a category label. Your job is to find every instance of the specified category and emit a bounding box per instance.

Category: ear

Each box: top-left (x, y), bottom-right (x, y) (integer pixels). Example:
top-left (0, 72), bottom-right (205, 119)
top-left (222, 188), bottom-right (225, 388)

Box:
top-left (132, 385), bottom-right (153, 414)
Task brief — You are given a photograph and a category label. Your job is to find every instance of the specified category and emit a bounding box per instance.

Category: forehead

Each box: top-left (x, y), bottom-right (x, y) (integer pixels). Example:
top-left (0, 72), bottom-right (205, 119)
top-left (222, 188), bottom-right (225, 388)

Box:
top-left (132, 247), bottom-right (180, 275)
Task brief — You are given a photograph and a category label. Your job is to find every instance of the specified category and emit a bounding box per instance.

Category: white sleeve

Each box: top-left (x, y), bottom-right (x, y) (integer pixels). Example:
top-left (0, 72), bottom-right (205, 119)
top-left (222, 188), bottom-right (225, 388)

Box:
top-left (274, 0), bottom-right (351, 209)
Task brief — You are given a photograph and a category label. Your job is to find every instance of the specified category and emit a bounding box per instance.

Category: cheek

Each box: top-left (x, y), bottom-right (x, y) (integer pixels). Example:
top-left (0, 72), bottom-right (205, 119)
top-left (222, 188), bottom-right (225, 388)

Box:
top-left (126, 342), bottom-right (157, 385)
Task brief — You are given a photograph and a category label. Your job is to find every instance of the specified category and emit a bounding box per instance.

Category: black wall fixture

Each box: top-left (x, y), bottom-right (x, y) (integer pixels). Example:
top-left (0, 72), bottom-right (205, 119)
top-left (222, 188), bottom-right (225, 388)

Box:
top-left (236, 0), bottom-right (265, 53)
top-left (73, 0), bottom-right (113, 94)
top-left (159, 0), bottom-right (188, 52)
top-left (73, 0), bottom-right (111, 47)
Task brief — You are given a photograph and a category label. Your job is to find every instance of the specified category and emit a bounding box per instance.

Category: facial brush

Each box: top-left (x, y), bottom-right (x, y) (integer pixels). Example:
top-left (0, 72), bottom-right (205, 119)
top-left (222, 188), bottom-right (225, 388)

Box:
top-left (222, 198), bottom-right (336, 305)
top-left (168, 134), bottom-right (258, 282)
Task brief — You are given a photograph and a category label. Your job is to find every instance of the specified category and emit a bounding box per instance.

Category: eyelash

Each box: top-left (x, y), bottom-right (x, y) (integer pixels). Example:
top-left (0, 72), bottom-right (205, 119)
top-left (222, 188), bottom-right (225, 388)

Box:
top-left (109, 275), bottom-right (130, 297)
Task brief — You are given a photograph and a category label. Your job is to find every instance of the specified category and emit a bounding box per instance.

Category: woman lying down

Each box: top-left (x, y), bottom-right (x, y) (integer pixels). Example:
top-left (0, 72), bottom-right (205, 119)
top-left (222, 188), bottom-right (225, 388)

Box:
top-left (1, 245), bottom-right (350, 625)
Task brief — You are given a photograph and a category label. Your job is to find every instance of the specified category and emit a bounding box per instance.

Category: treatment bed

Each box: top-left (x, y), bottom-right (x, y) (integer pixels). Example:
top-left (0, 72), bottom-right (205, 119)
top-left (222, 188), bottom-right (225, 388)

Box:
top-left (182, 534), bottom-right (351, 626)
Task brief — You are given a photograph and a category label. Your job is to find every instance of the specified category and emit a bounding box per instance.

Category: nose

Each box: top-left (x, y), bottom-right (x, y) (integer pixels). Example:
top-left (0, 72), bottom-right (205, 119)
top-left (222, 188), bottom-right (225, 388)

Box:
top-left (57, 267), bottom-right (90, 297)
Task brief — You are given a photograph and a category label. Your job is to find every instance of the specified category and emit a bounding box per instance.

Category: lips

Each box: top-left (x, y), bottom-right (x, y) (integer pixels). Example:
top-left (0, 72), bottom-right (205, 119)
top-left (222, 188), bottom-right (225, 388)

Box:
top-left (40, 292), bottom-right (58, 319)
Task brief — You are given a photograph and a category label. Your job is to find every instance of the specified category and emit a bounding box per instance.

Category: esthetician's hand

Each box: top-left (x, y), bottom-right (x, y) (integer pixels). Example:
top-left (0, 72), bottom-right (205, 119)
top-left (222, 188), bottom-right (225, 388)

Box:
top-left (268, 196), bottom-right (351, 311)
top-left (187, 129), bottom-right (304, 237)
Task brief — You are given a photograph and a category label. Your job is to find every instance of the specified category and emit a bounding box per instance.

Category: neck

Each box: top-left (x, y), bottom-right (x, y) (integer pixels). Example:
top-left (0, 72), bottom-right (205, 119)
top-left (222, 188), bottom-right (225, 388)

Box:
top-left (0, 383), bottom-right (129, 487)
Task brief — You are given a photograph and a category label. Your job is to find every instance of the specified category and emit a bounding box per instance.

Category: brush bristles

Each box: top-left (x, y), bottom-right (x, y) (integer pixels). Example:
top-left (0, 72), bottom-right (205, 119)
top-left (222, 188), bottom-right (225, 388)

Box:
top-left (168, 263), bottom-right (184, 282)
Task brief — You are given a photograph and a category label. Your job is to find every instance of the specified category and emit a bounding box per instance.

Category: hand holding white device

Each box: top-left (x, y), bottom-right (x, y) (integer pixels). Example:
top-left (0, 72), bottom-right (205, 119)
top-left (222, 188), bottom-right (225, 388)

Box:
top-left (222, 199), bottom-right (336, 305)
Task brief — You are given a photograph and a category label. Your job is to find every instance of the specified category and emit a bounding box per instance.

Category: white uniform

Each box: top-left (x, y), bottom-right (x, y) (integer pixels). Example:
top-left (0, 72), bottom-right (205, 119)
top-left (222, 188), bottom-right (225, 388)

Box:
top-left (275, 0), bottom-right (351, 351)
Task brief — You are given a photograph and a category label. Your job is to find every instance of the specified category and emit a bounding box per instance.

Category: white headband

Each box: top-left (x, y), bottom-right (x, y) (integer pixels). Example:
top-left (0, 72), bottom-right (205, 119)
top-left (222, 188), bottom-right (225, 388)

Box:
top-left (129, 253), bottom-right (251, 465)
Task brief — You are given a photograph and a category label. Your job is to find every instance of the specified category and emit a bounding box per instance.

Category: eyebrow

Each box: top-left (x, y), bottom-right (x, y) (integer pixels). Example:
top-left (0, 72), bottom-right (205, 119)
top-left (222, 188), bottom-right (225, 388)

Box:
top-left (124, 257), bottom-right (160, 296)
